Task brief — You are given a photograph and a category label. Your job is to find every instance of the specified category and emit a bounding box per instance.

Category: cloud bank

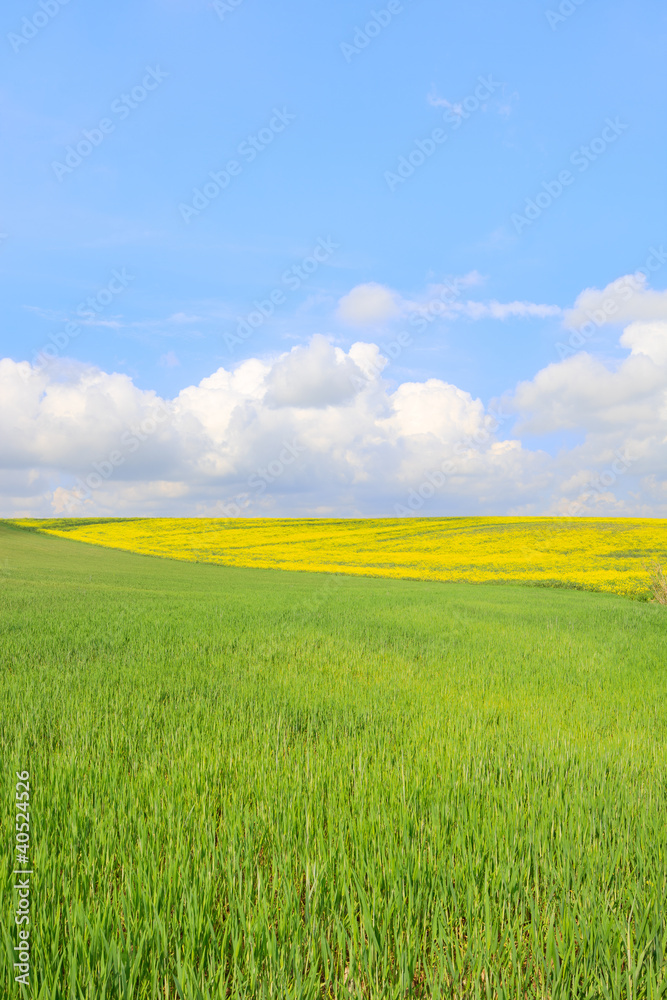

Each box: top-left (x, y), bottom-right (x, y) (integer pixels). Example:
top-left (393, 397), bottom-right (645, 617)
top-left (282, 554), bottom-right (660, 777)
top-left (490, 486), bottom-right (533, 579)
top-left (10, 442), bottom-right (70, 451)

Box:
top-left (2, 276), bottom-right (666, 519)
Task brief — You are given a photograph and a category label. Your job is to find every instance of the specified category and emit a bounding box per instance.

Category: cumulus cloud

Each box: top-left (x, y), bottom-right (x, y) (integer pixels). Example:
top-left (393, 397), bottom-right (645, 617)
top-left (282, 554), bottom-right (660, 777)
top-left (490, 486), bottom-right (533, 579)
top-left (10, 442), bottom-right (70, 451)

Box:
top-left (265, 335), bottom-right (362, 407)
top-left (3, 275), bottom-right (667, 519)
top-left (510, 278), bottom-right (667, 438)
top-left (564, 269), bottom-right (667, 330)
top-left (503, 277), bottom-right (667, 516)
top-left (0, 338), bottom-right (538, 518)
top-left (620, 321), bottom-right (667, 367)
top-left (510, 351), bottom-right (666, 435)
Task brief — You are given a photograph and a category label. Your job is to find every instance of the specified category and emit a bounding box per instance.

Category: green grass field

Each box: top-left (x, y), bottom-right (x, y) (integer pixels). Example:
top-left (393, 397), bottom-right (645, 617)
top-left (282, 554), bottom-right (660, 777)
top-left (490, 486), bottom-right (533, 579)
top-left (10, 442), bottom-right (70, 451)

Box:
top-left (2, 522), bottom-right (667, 998)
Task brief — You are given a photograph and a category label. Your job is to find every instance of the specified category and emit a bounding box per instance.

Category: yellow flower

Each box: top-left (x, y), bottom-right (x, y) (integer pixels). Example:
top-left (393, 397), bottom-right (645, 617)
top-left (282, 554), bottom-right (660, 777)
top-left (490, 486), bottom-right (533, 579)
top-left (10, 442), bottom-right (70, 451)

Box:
top-left (15, 516), bottom-right (667, 600)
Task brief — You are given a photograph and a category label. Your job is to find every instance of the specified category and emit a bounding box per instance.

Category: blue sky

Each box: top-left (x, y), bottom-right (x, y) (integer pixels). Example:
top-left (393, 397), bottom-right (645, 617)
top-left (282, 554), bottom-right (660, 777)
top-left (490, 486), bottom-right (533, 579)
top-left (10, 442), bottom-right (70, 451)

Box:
top-left (1, 0), bottom-right (666, 517)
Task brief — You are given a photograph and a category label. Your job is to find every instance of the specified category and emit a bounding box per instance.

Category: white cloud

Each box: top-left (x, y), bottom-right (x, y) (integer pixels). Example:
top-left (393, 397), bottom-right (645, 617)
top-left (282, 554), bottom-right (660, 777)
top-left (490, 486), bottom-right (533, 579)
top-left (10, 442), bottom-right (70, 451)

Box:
top-left (379, 379), bottom-right (485, 442)
top-left (337, 276), bottom-right (560, 327)
top-left (564, 271), bottom-right (667, 329)
top-left (159, 351), bottom-right (181, 368)
top-left (509, 351), bottom-right (666, 434)
top-left (265, 335), bottom-right (362, 408)
top-left (454, 300), bottom-right (561, 320)
top-left (427, 92), bottom-right (463, 114)
top-left (509, 280), bottom-right (667, 439)
top-left (337, 283), bottom-right (401, 326)
top-left (503, 278), bottom-right (667, 516)
top-left (0, 338), bottom-right (535, 517)
top-left (3, 276), bottom-right (667, 518)
top-left (427, 83), bottom-right (517, 118)
top-left (620, 321), bottom-right (667, 367)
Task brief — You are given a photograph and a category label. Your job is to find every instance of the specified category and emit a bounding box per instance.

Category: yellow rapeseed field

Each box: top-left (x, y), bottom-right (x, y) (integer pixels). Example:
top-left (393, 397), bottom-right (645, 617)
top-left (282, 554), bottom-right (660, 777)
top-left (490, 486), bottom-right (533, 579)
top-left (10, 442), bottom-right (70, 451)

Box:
top-left (14, 516), bottom-right (667, 599)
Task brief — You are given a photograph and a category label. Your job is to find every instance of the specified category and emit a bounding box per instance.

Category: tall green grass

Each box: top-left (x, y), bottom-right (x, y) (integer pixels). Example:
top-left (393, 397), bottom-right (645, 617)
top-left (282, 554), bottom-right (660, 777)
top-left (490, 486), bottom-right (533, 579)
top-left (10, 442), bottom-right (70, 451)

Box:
top-left (1, 523), bottom-right (666, 998)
